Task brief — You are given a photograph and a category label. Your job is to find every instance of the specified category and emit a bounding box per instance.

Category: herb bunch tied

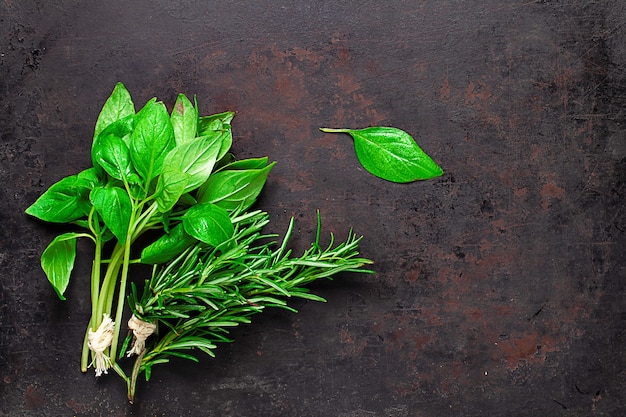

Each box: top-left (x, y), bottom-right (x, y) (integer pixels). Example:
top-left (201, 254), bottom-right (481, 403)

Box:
top-left (25, 82), bottom-right (373, 401)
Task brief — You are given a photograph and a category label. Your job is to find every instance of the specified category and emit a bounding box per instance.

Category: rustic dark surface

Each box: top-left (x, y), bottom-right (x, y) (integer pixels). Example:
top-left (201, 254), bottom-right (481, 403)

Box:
top-left (1, 1), bottom-right (625, 416)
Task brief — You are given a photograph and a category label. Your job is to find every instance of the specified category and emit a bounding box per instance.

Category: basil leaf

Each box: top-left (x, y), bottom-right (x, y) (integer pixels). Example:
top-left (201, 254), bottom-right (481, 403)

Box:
top-left (196, 111), bottom-right (233, 162)
top-left (130, 99), bottom-right (175, 183)
top-left (320, 127), bottom-right (443, 183)
top-left (155, 169), bottom-right (189, 213)
top-left (140, 223), bottom-right (196, 264)
top-left (196, 162), bottom-right (275, 211)
top-left (90, 185), bottom-right (132, 243)
top-left (92, 133), bottom-right (140, 185)
top-left (170, 93), bottom-right (198, 145)
top-left (26, 174), bottom-right (87, 223)
top-left (41, 232), bottom-right (81, 300)
top-left (76, 167), bottom-right (102, 189)
top-left (197, 111), bottom-right (235, 136)
top-left (94, 82), bottom-right (135, 140)
top-left (162, 135), bottom-right (221, 193)
top-left (182, 203), bottom-right (233, 248)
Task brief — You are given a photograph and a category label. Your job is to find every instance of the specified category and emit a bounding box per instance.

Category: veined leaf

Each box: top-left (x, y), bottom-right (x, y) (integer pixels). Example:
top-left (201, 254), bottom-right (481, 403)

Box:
top-left (41, 232), bottom-right (81, 300)
top-left (141, 223), bottom-right (197, 264)
top-left (94, 82), bottom-right (135, 140)
top-left (320, 126), bottom-right (443, 183)
top-left (197, 162), bottom-right (275, 211)
top-left (209, 129), bottom-right (232, 163)
top-left (130, 99), bottom-right (175, 183)
top-left (90, 185), bottom-right (132, 243)
top-left (26, 174), bottom-right (88, 223)
top-left (171, 93), bottom-right (198, 145)
top-left (91, 115), bottom-right (135, 167)
top-left (182, 203), bottom-right (233, 248)
top-left (162, 135), bottom-right (221, 193)
top-left (92, 133), bottom-right (139, 185)
top-left (155, 169), bottom-right (190, 213)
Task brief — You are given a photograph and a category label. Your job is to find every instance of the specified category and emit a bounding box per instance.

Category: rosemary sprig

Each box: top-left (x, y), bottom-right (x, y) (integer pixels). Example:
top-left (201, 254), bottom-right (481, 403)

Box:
top-left (125, 210), bottom-right (373, 401)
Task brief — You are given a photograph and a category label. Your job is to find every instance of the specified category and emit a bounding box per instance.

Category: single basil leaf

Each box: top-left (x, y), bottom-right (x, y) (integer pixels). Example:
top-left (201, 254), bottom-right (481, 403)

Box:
top-left (162, 135), bottom-right (221, 193)
top-left (197, 111), bottom-right (235, 136)
top-left (182, 203), bottom-right (233, 248)
top-left (196, 162), bottom-right (275, 211)
top-left (41, 232), bottom-right (81, 300)
top-left (155, 169), bottom-right (190, 213)
top-left (320, 127), bottom-right (444, 183)
top-left (94, 82), bottom-right (135, 140)
top-left (140, 223), bottom-right (196, 264)
top-left (130, 99), bottom-right (175, 183)
top-left (90, 186), bottom-right (132, 243)
top-left (92, 115), bottom-right (135, 163)
top-left (92, 133), bottom-right (140, 185)
top-left (171, 93), bottom-right (198, 145)
top-left (26, 175), bottom-right (86, 223)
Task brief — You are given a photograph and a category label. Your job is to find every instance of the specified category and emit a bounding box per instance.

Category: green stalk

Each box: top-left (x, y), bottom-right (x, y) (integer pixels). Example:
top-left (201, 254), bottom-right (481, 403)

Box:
top-left (109, 205), bottom-right (138, 362)
top-left (128, 348), bottom-right (146, 403)
top-left (81, 233), bottom-right (104, 372)
top-left (96, 243), bottom-right (125, 320)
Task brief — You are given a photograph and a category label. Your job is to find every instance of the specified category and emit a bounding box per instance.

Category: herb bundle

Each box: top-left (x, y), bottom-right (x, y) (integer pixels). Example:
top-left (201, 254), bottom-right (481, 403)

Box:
top-left (25, 83), bottom-right (375, 401)
top-left (26, 82), bottom-right (443, 401)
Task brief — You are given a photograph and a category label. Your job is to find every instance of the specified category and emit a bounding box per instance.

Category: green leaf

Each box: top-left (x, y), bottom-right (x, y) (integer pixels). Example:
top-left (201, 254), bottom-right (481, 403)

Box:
top-left (196, 111), bottom-right (233, 162)
top-left (155, 169), bottom-right (190, 213)
top-left (140, 223), bottom-right (196, 264)
top-left (162, 135), bottom-right (222, 193)
top-left (210, 129), bottom-right (232, 163)
top-left (171, 94), bottom-right (198, 145)
top-left (217, 156), bottom-right (269, 172)
top-left (94, 82), bottom-right (135, 140)
top-left (182, 203), bottom-right (233, 248)
top-left (76, 167), bottom-right (102, 189)
top-left (213, 153), bottom-right (236, 172)
top-left (92, 133), bottom-right (140, 185)
top-left (75, 168), bottom-right (103, 216)
top-left (26, 175), bottom-right (88, 223)
top-left (196, 162), bottom-right (275, 211)
top-left (92, 115), bottom-right (135, 165)
top-left (320, 126), bottom-right (443, 183)
top-left (197, 111), bottom-right (235, 136)
top-left (90, 185), bottom-right (132, 243)
top-left (130, 99), bottom-right (176, 183)
top-left (40, 232), bottom-right (81, 300)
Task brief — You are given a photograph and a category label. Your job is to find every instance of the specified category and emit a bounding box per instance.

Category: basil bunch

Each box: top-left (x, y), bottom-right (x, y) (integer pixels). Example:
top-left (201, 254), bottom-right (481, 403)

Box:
top-left (26, 82), bottom-right (274, 376)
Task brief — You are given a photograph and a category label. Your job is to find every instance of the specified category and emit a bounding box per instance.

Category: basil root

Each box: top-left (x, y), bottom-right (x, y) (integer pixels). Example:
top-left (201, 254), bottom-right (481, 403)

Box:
top-left (319, 126), bottom-right (444, 182)
top-left (26, 82), bottom-right (373, 401)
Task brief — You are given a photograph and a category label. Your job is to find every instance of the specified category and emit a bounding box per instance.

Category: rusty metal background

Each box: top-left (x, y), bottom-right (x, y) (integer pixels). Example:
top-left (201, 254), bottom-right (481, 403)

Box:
top-left (1, 1), bottom-right (625, 416)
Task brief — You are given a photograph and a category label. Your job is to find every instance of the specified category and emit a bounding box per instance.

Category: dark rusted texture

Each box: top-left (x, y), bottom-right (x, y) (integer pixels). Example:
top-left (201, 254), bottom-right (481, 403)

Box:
top-left (1, 1), bottom-right (625, 416)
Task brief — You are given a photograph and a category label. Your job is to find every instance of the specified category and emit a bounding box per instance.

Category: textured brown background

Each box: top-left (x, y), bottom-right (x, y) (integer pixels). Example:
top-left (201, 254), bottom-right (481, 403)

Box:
top-left (1, 1), bottom-right (625, 416)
